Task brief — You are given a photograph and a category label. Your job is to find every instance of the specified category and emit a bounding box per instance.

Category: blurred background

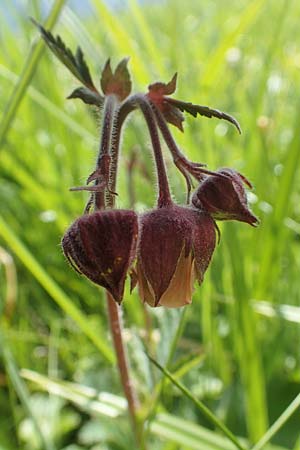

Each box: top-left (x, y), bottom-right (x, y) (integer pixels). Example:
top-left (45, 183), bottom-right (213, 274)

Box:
top-left (0, 0), bottom-right (300, 449)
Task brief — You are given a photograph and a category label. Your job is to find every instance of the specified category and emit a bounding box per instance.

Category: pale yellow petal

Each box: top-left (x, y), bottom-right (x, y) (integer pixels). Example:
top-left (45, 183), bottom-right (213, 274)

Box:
top-left (159, 250), bottom-right (195, 308)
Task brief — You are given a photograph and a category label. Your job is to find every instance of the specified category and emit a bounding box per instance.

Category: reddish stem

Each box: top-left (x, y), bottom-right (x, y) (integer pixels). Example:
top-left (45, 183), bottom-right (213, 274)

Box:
top-left (106, 292), bottom-right (140, 424)
top-left (151, 103), bottom-right (188, 165)
top-left (107, 101), bottom-right (135, 207)
top-left (95, 94), bottom-right (117, 210)
top-left (126, 94), bottom-right (172, 208)
top-left (109, 95), bottom-right (178, 208)
top-left (94, 97), bottom-right (142, 446)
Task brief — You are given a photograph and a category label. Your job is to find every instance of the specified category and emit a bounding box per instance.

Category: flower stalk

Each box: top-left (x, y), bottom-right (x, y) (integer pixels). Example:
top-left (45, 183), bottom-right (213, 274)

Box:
top-left (106, 292), bottom-right (140, 427)
top-left (95, 94), bottom-right (117, 209)
top-left (152, 103), bottom-right (230, 201)
top-left (95, 96), bottom-right (142, 447)
top-left (107, 101), bottom-right (135, 207)
top-left (128, 94), bottom-right (172, 208)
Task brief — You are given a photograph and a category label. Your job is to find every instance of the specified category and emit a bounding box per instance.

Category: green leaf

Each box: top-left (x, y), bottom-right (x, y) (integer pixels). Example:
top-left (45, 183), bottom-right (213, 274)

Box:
top-left (167, 98), bottom-right (242, 133)
top-left (31, 19), bottom-right (97, 92)
top-left (67, 87), bottom-right (103, 106)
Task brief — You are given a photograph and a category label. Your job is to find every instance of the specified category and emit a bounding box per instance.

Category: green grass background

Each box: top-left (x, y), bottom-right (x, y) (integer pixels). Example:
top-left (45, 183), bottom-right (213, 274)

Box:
top-left (0, 0), bottom-right (300, 449)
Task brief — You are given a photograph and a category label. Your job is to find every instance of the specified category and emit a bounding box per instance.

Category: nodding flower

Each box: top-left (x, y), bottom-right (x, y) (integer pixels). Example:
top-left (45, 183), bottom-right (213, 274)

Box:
top-left (61, 210), bottom-right (138, 304)
top-left (36, 21), bottom-right (257, 308)
top-left (134, 204), bottom-right (217, 308)
top-left (192, 168), bottom-right (259, 227)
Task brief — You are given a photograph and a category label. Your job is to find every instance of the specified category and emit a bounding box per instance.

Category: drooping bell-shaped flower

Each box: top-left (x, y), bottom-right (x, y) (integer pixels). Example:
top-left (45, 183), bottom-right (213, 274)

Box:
top-left (62, 210), bottom-right (138, 304)
top-left (135, 204), bottom-right (216, 308)
top-left (192, 168), bottom-right (259, 226)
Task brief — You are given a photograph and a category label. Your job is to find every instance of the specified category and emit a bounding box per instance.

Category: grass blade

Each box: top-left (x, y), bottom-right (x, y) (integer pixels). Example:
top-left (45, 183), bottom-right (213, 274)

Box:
top-left (148, 354), bottom-right (247, 450)
top-left (0, 0), bottom-right (66, 149)
top-left (20, 370), bottom-right (243, 450)
top-left (225, 225), bottom-right (268, 441)
top-left (201, 0), bottom-right (267, 88)
top-left (21, 369), bottom-right (124, 418)
top-left (0, 329), bottom-right (55, 450)
top-left (144, 308), bottom-right (188, 435)
top-left (0, 64), bottom-right (95, 144)
top-left (256, 105), bottom-right (300, 297)
top-left (251, 392), bottom-right (300, 450)
top-left (90, 0), bottom-right (149, 83)
top-left (128, 0), bottom-right (166, 76)
top-left (22, 369), bottom-right (290, 450)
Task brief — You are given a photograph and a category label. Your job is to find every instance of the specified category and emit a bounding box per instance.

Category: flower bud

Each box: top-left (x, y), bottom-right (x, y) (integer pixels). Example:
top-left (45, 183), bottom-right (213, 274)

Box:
top-left (62, 210), bottom-right (138, 304)
top-left (192, 168), bottom-right (258, 226)
top-left (136, 205), bottom-right (216, 308)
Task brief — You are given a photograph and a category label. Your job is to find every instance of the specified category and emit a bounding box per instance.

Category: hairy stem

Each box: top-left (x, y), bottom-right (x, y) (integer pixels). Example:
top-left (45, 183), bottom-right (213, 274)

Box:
top-left (106, 292), bottom-right (140, 425)
top-left (129, 95), bottom-right (172, 207)
top-left (107, 101), bottom-right (135, 207)
top-left (94, 97), bottom-right (142, 447)
top-left (95, 94), bottom-right (117, 210)
top-left (109, 94), bottom-right (172, 208)
top-left (151, 103), bottom-right (226, 200)
top-left (152, 103), bottom-right (188, 165)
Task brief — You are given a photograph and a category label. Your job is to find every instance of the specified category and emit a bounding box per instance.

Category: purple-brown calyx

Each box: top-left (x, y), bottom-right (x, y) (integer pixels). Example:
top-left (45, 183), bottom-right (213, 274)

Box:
top-left (192, 168), bottom-right (259, 227)
top-left (61, 210), bottom-right (138, 303)
top-left (135, 204), bottom-right (216, 308)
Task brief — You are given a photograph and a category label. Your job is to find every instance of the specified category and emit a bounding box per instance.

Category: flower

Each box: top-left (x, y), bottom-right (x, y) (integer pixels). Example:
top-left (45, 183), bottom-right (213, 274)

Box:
top-left (135, 204), bottom-right (216, 308)
top-left (191, 168), bottom-right (259, 226)
top-left (61, 209), bottom-right (138, 304)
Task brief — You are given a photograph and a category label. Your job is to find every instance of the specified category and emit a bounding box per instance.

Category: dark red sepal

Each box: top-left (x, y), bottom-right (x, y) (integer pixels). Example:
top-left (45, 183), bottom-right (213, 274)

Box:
top-left (62, 210), bottom-right (138, 303)
top-left (137, 204), bottom-right (216, 308)
top-left (100, 58), bottom-right (132, 101)
top-left (192, 168), bottom-right (259, 226)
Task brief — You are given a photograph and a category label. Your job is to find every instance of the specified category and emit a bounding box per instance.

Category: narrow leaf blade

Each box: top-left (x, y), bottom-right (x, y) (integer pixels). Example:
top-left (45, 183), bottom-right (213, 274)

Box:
top-left (168, 98), bottom-right (242, 133)
top-left (148, 354), bottom-right (246, 450)
top-left (31, 19), bottom-right (96, 91)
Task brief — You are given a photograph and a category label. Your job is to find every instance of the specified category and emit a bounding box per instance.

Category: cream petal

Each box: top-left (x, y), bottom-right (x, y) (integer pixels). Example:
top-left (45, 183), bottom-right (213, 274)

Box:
top-left (159, 249), bottom-right (195, 308)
